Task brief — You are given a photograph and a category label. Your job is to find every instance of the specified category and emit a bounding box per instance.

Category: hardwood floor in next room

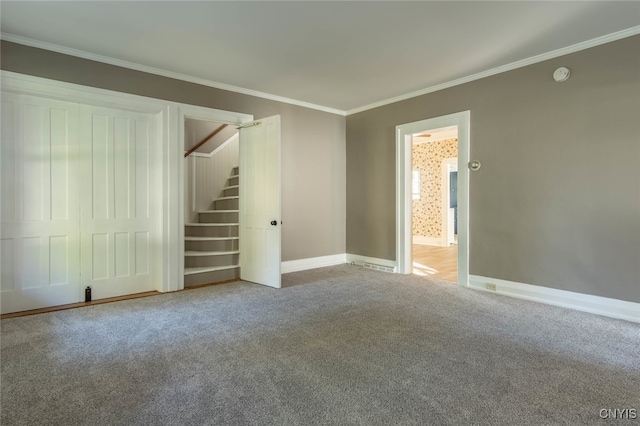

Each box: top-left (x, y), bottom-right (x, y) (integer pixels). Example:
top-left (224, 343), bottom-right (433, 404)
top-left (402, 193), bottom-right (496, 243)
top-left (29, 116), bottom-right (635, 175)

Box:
top-left (413, 244), bottom-right (457, 282)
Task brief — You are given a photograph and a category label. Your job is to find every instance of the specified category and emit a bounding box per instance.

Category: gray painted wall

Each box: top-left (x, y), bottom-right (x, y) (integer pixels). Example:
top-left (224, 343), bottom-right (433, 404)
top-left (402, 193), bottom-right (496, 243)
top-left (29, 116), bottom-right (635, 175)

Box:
top-left (1, 41), bottom-right (346, 263)
top-left (347, 35), bottom-right (640, 303)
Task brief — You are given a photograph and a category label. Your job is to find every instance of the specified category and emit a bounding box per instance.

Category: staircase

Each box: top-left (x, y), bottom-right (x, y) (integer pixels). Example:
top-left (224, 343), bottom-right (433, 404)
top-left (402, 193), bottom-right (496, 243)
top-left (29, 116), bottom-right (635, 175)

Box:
top-left (184, 166), bottom-right (240, 287)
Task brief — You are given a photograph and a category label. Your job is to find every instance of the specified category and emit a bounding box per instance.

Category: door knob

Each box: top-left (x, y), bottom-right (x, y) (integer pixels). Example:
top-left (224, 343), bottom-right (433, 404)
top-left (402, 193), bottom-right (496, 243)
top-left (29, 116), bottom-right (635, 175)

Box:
top-left (270, 220), bottom-right (278, 226)
top-left (468, 160), bottom-right (481, 171)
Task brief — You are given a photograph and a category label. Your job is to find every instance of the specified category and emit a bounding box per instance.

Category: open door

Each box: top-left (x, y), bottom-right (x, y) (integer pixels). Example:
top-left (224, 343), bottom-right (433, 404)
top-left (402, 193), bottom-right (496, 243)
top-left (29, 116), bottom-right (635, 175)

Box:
top-left (239, 116), bottom-right (281, 288)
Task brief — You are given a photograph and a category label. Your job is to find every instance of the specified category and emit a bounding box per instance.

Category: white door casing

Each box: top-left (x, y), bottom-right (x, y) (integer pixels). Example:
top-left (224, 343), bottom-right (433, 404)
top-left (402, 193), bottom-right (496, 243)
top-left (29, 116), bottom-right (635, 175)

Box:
top-left (1, 71), bottom-right (262, 312)
top-left (1, 93), bottom-right (81, 313)
top-left (239, 116), bottom-right (282, 288)
top-left (396, 111), bottom-right (470, 286)
top-left (442, 157), bottom-right (458, 246)
top-left (175, 103), bottom-right (253, 290)
top-left (79, 105), bottom-right (162, 300)
top-left (0, 93), bottom-right (163, 314)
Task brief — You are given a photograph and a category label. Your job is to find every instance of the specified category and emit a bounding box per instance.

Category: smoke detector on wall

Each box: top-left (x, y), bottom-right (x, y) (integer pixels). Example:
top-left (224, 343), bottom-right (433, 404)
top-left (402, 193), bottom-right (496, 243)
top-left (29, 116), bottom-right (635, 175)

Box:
top-left (553, 67), bottom-right (571, 82)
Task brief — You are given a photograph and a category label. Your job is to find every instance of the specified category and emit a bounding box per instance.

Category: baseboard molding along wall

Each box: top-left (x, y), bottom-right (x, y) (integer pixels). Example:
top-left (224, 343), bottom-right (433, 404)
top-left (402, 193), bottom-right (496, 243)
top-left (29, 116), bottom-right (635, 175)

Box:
top-left (345, 254), bottom-right (397, 269)
top-left (280, 253), bottom-right (399, 274)
top-left (469, 275), bottom-right (640, 323)
top-left (281, 254), bottom-right (346, 274)
top-left (279, 258), bottom-right (639, 323)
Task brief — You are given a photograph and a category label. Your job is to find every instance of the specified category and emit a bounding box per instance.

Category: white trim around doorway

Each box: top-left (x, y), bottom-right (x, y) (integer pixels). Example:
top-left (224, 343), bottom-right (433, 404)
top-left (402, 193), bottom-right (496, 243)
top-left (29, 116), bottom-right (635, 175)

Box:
top-left (175, 104), bottom-right (253, 290)
top-left (442, 157), bottom-right (458, 247)
top-left (0, 71), bottom-right (254, 294)
top-left (395, 111), bottom-right (470, 286)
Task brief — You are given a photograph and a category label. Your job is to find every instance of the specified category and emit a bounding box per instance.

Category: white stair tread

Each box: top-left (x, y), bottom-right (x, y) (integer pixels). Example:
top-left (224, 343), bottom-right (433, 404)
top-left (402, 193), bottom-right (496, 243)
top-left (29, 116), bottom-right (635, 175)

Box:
top-left (185, 222), bottom-right (239, 227)
top-left (229, 174), bottom-right (239, 179)
top-left (224, 185), bottom-right (239, 190)
top-left (185, 236), bottom-right (239, 241)
top-left (198, 209), bottom-right (239, 213)
top-left (185, 250), bottom-right (239, 256)
top-left (216, 196), bottom-right (239, 201)
top-left (184, 265), bottom-right (239, 275)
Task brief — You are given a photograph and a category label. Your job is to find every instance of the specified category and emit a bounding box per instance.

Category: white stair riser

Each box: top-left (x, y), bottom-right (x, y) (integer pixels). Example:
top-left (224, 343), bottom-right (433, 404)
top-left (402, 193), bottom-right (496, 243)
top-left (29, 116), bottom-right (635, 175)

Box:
top-left (185, 239), bottom-right (239, 252)
top-left (183, 166), bottom-right (241, 287)
top-left (185, 253), bottom-right (239, 268)
top-left (185, 225), bottom-right (238, 238)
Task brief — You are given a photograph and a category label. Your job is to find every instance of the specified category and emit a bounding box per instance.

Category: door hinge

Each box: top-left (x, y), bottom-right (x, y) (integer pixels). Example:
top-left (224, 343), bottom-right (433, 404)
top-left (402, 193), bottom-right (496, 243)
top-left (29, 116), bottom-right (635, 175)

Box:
top-left (236, 121), bottom-right (261, 130)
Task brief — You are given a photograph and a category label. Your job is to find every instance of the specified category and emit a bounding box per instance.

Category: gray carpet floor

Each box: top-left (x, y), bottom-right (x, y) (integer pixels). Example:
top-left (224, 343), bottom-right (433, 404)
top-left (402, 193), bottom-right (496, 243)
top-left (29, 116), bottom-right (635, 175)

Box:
top-left (1, 265), bottom-right (639, 425)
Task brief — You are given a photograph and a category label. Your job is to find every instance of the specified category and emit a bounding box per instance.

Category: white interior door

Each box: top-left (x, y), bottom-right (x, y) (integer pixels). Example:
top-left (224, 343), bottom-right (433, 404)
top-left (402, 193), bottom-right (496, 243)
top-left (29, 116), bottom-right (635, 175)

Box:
top-left (79, 105), bottom-right (161, 300)
top-left (239, 116), bottom-right (281, 288)
top-left (1, 93), bottom-right (81, 313)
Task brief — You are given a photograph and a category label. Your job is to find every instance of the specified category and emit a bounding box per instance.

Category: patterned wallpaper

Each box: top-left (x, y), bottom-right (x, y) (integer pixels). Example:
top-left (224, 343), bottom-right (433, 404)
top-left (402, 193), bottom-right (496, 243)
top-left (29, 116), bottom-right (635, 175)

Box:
top-left (412, 138), bottom-right (458, 239)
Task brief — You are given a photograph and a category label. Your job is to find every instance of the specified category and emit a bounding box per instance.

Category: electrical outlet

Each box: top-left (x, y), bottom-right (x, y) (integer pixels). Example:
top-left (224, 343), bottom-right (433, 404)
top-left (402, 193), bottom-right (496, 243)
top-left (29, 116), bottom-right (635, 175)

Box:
top-left (486, 283), bottom-right (497, 291)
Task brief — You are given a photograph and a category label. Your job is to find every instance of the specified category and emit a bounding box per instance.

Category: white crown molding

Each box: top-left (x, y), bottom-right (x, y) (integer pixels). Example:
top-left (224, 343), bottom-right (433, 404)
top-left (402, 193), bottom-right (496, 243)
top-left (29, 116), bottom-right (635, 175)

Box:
top-left (0, 32), bottom-right (346, 117)
top-left (346, 25), bottom-right (640, 115)
top-left (3, 26), bottom-right (639, 117)
top-left (469, 275), bottom-right (640, 323)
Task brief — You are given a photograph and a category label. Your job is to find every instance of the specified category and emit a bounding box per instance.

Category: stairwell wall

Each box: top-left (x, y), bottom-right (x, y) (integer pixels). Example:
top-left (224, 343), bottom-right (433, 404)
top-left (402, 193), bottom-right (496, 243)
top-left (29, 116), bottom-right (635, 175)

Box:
top-left (185, 138), bottom-right (239, 223)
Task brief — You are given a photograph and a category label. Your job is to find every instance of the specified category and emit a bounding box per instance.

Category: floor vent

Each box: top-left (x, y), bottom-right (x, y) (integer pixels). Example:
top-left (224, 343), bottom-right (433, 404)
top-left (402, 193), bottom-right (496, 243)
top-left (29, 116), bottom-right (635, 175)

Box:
top-left (363, 262), bottom-right (396, 273)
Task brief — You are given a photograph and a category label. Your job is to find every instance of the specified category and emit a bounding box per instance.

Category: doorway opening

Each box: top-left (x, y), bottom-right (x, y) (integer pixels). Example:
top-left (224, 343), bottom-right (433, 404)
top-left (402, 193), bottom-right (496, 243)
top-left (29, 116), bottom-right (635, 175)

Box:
top-left (175, 104), bottom-right (252, 291)
top-left (183, 119), bottom-right (240, 287)
top-left (395, 111), bottom-right (470, 287)
top-left (176, 104), bottom-right (282, 291)
top-left (411, 126), bottom-right (458, 282)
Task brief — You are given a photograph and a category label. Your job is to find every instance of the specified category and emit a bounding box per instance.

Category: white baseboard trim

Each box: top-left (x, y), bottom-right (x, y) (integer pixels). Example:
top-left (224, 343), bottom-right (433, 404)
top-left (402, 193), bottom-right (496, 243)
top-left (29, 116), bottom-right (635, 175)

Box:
top-left (469, 275), bottom-right (640, 323)
top-left (281, 254), bottom-right (346, 274)
top-left (412, 235), bottom-right (445, 246)
top-left (345, 254), bottom-right (397, 268)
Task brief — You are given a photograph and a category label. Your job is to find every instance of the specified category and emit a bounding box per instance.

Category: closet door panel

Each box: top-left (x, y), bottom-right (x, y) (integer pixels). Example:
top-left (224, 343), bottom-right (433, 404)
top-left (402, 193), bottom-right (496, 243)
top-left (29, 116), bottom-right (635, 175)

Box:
top-left (79, 106), bottom-right (160, 300)
top-left (1, 93), bottom-right (80, 314)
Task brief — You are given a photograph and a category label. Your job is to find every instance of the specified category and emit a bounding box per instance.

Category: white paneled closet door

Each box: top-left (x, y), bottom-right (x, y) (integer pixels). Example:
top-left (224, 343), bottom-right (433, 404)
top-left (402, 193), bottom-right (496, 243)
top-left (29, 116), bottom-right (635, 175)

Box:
top-left (79, 106), bottom-right (161, 300)
top-left (1, 94), bottom-right (162, 314)
top-left (1, 93), bottom-right (81, 313)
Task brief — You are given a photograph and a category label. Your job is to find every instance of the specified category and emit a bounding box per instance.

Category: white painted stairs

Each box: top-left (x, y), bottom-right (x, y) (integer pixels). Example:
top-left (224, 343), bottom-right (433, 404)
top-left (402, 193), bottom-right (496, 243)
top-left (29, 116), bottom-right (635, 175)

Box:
top-left (184, 167), bottom-right (240, 286)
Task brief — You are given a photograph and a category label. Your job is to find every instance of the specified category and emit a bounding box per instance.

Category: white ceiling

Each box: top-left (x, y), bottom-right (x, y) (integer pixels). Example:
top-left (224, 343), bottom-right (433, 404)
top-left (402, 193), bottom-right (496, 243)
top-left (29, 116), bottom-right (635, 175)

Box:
top-left (1, 1), bottom-right (639, 114)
